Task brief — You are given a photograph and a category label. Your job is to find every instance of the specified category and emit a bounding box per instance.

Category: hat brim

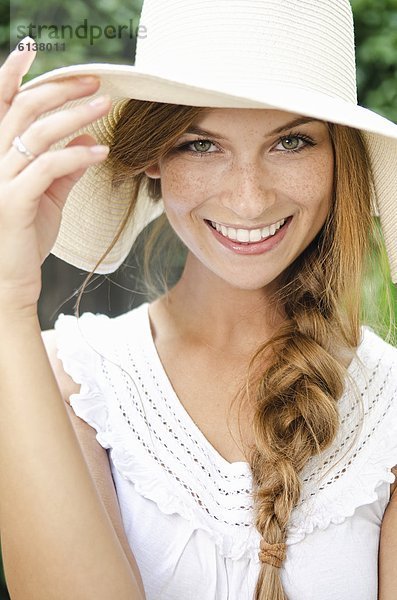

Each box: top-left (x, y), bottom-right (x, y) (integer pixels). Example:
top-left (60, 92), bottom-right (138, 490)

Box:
top-left (20, 63), bottom-right (397, 280)
top-left (22, 63), bottom-right (397, 137)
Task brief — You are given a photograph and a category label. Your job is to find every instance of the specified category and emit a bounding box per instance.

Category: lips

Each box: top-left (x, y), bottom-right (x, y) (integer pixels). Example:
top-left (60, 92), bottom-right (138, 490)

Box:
top-left (207, 217), bottom-right (288, 244)
top-left (205, 215), bottom-right (293, 255)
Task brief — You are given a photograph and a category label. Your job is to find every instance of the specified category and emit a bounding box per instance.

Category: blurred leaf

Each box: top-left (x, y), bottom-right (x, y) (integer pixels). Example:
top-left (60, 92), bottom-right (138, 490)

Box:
top-left (351, 0), bottom-right (397, 121)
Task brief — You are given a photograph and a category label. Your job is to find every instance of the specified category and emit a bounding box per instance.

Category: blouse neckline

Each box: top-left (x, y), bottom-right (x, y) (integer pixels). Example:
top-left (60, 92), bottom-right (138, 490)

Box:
top-left (135, 301), bottom-right (368, 477)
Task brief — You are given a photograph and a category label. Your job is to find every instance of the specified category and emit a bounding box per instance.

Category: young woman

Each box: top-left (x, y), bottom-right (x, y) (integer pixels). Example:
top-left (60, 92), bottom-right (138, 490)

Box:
top-left (1, 1), bottom-right (397, 599)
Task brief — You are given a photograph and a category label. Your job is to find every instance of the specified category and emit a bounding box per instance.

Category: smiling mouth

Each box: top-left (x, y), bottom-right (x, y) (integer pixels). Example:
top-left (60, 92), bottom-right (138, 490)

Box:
top-left (206, 217), bottom-right (290, 243)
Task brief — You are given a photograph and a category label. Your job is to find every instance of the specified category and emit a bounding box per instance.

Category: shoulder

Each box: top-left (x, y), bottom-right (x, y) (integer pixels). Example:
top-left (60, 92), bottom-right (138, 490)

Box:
top-left (354, 325), bottom-right (397, 425)
top-left (357, 327), bottom-right (397, 499)
top-left (360, 325), bottom-right (397, 360)
top-left (53, 303), bottom-right (149, 352)
top-left (340, 325), bottom-right (397, 419)
top-left (355, 325), bottom-right (397, 388)
top-left (41, 328), bottom-right (80, 403)
top-left (42, 304), bottom-right (149, 402)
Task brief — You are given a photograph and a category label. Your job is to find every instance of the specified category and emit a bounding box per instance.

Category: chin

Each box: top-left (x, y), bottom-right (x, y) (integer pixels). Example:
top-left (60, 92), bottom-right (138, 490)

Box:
top-left (214, 271), bottom-right (282, 292)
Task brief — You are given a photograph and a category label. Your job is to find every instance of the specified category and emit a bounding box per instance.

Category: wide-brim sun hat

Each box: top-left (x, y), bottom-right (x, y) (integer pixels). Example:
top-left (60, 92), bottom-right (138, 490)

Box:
top-left (20, 0), bottom-right (397, 281)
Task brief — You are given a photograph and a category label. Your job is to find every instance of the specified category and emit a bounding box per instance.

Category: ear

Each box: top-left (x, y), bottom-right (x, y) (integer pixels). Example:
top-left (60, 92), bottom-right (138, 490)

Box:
top-left (145, 163), bottom-right (161, 179)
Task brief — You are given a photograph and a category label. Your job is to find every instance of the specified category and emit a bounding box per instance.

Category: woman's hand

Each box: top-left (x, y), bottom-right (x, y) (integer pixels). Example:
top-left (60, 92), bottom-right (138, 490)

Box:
top-left (0, 38), bottom-right (112, 314)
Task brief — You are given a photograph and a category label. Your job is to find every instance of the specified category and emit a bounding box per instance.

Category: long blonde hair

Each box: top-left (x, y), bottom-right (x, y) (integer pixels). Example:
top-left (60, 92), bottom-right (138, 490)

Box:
top-left (75, 100), bottom-right (388, 599)
top-left (247, 122), bottom-right (374, 598)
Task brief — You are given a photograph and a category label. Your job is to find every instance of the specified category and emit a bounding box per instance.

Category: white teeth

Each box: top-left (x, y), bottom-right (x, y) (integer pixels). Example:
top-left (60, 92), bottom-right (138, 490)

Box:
top-left (236, 229), bottom-right (250, 242)
top-left (261, 225), bottom-right (270, 238)
top-left (249, 229), bottom-right (262, 242)
top-left (211, 218), bottom-right (286, 243)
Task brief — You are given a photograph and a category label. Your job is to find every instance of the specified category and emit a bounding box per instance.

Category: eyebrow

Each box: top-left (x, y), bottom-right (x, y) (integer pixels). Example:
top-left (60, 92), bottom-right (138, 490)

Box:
top-left (183, 117), bottom-right (321, 139)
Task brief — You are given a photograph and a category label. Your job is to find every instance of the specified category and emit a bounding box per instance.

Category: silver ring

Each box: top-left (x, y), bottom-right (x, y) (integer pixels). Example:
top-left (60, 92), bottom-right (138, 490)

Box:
top-left (12, 136), bottom-right (37, 161)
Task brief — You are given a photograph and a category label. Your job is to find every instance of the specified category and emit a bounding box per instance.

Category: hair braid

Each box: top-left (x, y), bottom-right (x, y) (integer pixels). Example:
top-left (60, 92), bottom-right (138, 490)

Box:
top-left (247, 124), bottom-right (374, 599)
top-left (250, 308), bottom-right (347, 599)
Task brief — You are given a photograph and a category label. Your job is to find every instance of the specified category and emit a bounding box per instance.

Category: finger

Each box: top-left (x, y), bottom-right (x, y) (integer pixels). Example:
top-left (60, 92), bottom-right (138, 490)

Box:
top-left (8, 142), bottom-right (110, 211)
top-left (0, 75), bottom-right (101, 154)
top-left (0, 37), bottom-right (37, 120)
top-left (0, 94), bottom-right (112, 180)
top-left (43, 136), bottom-right (101, 207)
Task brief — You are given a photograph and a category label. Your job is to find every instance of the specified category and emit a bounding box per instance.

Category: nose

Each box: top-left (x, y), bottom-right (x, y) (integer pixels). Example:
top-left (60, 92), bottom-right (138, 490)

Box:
top-left (220, 161), bottom-right (277, 221)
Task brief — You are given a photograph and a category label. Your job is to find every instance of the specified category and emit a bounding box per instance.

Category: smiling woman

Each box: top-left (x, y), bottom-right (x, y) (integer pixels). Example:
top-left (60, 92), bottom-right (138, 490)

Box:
top-left (50, 95), bottom-right (384, 600)
top-left (1, 2), bottom-right (397, 600)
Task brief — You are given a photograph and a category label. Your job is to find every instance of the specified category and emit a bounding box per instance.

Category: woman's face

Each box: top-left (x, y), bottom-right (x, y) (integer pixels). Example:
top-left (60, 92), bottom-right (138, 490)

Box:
top-left (145, 108), bottom-right (334, 291)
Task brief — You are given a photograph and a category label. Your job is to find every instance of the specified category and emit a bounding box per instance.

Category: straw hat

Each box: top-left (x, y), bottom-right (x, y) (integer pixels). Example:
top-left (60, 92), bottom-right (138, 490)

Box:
top-left (20, 0), bottom-right (397, 281)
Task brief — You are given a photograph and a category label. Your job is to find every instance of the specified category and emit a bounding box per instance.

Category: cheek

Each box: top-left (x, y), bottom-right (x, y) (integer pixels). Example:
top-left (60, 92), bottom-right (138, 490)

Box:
top-left (159, 160), bottom-right (212, 215)
top-left (290, 152), bottom-right (334, 215)
top-left (316, 154), bottom-right (334, 215)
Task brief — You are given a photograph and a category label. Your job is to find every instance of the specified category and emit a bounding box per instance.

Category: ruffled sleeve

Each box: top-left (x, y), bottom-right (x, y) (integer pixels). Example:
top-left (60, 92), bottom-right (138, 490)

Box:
top-left (54, 312), bottom-right (115, 449)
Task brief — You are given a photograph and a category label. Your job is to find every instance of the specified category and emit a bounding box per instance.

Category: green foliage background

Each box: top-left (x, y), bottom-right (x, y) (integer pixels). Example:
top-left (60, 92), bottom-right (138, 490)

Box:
top-left (0, 0), bottom-right (396, 597)
top-left (354, 0), bottom-right (397, 121)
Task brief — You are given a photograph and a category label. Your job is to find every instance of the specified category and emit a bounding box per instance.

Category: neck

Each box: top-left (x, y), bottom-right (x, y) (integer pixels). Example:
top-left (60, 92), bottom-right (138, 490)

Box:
top-left (154, 252), bottom-right (286, 356)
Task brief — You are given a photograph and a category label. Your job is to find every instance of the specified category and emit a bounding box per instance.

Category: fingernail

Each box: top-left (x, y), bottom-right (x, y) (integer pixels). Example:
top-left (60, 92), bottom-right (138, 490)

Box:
top-left (90, 145), bottom-right (110, 154)
top-left (89, 95), bottom-right (110, 107)
top-left (14, 36), bottom-right (35, 52)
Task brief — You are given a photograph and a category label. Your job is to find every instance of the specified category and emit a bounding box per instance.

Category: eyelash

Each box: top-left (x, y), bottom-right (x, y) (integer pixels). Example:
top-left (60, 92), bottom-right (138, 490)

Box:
top-left (175, 131), bottom-right (316, 157)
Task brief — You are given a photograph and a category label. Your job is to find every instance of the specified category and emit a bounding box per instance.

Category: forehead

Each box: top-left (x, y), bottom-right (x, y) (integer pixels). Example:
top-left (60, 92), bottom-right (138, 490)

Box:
top-left (188, 108), bottom-right (327, 135)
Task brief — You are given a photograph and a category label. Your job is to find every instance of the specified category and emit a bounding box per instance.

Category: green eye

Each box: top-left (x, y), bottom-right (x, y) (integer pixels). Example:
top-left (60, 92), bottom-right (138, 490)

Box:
top-left (193, 140), bottom-right (212, 152)
top-left (281, 136), bottom-right (300, 150)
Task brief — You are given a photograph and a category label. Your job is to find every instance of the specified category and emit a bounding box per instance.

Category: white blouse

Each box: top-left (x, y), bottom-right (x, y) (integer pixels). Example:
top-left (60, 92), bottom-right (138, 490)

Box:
top-left (54, 302), bottom-right (397, 600)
